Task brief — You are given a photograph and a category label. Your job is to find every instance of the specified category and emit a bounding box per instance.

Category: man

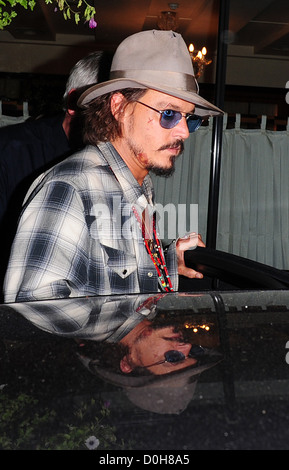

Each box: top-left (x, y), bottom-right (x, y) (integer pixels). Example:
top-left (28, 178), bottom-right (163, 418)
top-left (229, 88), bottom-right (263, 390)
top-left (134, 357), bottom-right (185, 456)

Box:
top-left (0, 51), bottom-right (103, 295)
top-left (0, 51), bottom-right (103, 227)
top-left (4, 30), bottom-right (223, 303)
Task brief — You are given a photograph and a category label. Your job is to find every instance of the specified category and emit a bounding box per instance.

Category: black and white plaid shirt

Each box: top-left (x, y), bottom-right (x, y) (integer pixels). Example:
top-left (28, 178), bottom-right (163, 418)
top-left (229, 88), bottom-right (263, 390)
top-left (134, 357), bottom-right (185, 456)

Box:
top-left (11, 293), bottom-right (159, 342)
top-left (4, 142), bottom-right (178, 302)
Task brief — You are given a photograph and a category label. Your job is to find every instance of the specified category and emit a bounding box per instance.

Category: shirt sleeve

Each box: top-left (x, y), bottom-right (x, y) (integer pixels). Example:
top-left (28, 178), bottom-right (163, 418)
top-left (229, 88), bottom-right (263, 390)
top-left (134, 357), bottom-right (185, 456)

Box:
top-left (4, 179), bottom-right (90, 302)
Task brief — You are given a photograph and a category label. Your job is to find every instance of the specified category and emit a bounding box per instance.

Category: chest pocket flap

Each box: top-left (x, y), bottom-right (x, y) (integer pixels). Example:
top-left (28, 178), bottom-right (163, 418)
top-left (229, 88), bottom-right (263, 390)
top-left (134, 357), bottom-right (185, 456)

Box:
top-left (101, 243), bottom-right (137, 279)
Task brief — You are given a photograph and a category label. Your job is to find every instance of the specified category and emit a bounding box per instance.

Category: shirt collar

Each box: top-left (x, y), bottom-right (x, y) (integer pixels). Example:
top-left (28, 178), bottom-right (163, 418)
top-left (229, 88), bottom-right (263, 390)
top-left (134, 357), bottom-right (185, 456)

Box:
top-left (98, 141), bottom-right (154, 208)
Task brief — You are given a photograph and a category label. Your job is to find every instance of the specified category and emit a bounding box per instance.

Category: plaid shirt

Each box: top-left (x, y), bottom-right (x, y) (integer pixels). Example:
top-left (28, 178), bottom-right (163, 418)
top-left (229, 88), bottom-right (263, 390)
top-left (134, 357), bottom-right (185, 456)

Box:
top-left (4, 142), bottom-right (178, 302)
top-left (11, 293), bottom-right (159, 342)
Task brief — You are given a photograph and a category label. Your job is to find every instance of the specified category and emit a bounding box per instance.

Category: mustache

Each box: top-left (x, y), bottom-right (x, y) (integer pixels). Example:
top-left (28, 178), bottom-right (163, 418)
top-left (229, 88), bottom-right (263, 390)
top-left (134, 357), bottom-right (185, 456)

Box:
top-left (158, 140), bottom-right (184, 152)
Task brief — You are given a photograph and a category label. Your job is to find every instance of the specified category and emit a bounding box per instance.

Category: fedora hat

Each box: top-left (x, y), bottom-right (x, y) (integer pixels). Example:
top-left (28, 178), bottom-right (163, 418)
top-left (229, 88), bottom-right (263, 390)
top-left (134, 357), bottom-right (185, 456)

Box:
top-left (77, 348), bottom-right (222, 414)
top-left (77, 30), bottom-right (223, 118)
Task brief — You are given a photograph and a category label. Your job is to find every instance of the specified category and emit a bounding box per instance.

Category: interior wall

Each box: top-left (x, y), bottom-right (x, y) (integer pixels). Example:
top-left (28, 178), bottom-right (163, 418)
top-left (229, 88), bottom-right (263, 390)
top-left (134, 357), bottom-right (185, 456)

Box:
top-left (0, 34), bottom-right (289, 90)
top-left (199, 45), bottom-right (289, 90)
top-left (1, 34), bottom-right (288, 119)
top-left (226, 46), bottom-right (289, 90)
top-left (0, 33), bottom-right (98, 75)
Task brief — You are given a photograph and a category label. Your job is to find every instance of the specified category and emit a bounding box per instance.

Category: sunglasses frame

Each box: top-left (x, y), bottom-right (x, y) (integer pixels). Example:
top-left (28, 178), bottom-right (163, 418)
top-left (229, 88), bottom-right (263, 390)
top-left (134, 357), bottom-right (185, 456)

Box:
top-left (144, 345), bottom-right (205, 368)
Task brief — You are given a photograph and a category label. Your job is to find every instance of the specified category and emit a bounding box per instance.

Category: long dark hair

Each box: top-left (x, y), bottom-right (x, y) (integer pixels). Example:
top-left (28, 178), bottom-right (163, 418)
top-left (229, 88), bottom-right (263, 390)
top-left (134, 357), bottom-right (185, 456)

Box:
top-left (82, 88), bottom-right (146, 146)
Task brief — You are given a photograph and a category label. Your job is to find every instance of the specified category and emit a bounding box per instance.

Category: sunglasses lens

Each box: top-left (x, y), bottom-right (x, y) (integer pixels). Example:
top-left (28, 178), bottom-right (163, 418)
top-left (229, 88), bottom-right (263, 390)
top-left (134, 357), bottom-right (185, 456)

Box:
top-left (160, 110), bottom-right (181, 129)
top-left (160, 110), bottom-right (203, 132)
top-left (164, 350), bottom-right (186, 363)
top-left (189, 345), bottom-right (205, 357)
top-left (187, 115), bottom-right (203, 133)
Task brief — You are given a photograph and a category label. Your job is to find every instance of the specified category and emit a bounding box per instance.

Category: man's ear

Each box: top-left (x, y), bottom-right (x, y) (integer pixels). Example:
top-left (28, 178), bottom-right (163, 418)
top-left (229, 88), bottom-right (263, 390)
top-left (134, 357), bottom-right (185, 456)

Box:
top-left (110, 92), bottom-right (125, 121)
top-left (120, 355), bottom-right (133, 374)
top-left (66, 88), bottom-right (78, 115)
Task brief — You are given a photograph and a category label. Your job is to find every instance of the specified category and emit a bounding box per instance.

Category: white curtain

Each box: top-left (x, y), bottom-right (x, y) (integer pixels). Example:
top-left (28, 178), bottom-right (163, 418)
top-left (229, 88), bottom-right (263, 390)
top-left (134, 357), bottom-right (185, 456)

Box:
top-left (151, 115), bottom-right (289, 270)
top-left (0, 101), bottom-right (29, 127)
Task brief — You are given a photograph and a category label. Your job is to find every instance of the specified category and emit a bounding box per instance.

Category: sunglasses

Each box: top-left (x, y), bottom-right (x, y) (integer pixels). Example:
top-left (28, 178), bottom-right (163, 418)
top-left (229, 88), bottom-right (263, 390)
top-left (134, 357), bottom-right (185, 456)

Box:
top-left (134, 101), bottom-right (203, 133)
top-left (145, 344), bottom-right (205, 368)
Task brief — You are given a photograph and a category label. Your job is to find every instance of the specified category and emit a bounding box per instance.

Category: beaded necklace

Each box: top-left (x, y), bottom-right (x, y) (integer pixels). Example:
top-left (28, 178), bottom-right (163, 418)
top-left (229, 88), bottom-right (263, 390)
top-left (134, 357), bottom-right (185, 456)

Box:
top-left (132, 205), bottom-right (174, 292)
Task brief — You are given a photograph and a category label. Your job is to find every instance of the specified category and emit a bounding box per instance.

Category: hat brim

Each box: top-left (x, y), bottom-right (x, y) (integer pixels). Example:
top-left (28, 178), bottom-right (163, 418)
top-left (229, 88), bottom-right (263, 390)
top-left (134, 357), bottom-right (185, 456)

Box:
top-left (79, 350), bottom-right (223, 388)
top-left (77, 78), bottom-right (223, 118)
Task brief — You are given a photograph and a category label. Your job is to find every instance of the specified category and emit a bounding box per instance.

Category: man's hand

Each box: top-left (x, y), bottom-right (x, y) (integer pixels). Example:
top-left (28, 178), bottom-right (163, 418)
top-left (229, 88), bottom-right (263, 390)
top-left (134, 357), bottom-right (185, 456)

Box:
top-left (176, 232), bottom-right (205, 279)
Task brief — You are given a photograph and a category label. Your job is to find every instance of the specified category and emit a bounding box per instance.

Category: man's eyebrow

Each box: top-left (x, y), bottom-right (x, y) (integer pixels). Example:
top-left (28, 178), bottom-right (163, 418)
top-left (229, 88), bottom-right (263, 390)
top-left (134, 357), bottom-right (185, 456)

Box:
top-left (157, 101), bottom-right (195, 113)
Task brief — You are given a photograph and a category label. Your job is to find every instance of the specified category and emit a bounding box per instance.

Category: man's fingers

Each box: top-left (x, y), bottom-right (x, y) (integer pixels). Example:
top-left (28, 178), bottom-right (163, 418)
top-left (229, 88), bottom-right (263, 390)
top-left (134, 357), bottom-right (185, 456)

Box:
top-left (177, 232), bottom-right (205, 251)
top-left (178, 265), bottom-right (203, 279)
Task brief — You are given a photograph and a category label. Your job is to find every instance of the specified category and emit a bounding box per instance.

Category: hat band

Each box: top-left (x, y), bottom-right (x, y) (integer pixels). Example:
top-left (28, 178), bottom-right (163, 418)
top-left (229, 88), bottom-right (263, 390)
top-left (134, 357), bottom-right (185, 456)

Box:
top-left (110, 70), bottom-right (199, 94)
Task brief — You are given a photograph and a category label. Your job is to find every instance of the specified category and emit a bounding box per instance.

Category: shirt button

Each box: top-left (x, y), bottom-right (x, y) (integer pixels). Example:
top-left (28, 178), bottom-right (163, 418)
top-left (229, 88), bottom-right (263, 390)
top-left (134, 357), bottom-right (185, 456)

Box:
top-left (147, 272), bottom-right (153, 277)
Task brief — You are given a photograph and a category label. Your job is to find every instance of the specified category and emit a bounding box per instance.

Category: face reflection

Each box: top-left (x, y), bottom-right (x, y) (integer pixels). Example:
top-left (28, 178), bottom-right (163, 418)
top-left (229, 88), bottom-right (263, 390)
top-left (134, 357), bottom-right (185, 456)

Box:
top-left (121, 325), bottom-right (198, 375)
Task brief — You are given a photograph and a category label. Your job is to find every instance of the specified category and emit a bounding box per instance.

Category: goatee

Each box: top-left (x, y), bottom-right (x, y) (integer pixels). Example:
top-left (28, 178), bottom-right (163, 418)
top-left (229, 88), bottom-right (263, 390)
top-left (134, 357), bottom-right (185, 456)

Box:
top-left (149, 156), bottom-right (177, 177)
top-left (149, 140), bottom-right (184, 177)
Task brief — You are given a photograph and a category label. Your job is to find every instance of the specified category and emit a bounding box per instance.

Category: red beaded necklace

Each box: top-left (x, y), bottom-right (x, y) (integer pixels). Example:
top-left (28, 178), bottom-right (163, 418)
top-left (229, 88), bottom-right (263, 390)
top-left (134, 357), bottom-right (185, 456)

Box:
top-left (132, 205), bottom-right (174, 292)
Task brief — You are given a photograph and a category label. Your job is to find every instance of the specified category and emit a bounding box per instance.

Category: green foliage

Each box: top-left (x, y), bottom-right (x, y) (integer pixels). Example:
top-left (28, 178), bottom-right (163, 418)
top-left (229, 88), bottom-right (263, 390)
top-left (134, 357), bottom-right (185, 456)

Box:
top-left (0, 391), bottom-right (128, 450)
top-left (0, 0), bottom-right (96, 30)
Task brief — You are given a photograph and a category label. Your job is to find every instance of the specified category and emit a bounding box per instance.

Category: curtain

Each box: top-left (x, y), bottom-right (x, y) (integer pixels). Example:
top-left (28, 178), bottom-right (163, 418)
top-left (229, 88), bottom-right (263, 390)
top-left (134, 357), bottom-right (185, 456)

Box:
top-left (0, 101), bottom-right (29, 127)
top-left (151, 115), bottom-right (289, 270)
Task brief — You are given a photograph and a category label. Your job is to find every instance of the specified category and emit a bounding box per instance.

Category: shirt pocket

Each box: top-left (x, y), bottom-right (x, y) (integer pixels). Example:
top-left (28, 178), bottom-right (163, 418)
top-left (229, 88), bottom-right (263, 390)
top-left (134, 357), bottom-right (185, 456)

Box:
top-left (100, 243), bottom-right (138, 279)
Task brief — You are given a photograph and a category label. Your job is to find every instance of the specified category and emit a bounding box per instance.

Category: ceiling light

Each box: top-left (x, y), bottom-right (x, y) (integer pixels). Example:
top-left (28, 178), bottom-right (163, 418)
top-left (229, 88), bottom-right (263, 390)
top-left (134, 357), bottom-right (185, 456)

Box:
top-left (157, 10), bottom-right (179, 31)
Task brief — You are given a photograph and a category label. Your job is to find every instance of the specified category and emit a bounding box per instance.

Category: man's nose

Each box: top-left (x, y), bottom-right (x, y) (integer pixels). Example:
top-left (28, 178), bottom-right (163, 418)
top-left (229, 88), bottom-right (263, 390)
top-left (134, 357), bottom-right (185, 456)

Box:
top-left (171, 342), bottom-right (192, 356)
top-left (172, 116), bottom-right (190, 140)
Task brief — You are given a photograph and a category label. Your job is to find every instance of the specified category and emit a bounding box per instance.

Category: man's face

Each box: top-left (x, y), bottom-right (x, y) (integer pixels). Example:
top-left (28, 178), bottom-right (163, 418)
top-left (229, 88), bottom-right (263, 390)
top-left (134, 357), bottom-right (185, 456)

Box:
top-left (121, 325), bottom-right (197, 375)
top-left (113, 89), bottom-right (195, 179)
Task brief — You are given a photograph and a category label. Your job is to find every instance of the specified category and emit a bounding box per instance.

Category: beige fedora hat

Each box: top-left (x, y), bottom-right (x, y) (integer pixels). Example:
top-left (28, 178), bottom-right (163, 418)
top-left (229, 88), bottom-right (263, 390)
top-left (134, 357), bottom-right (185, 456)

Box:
top-left (78, 348), bottom-right (222, 414)
top-left (78, 29), bottom-right (223, 118)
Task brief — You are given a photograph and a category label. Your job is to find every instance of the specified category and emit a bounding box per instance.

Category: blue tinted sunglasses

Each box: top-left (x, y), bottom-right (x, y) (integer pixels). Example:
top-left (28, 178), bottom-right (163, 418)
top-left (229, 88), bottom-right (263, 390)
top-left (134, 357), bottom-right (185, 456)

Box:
top-left (135, 100), bottom-right (203, 133)
top-left (145, 344), bottom-right (205, 368)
